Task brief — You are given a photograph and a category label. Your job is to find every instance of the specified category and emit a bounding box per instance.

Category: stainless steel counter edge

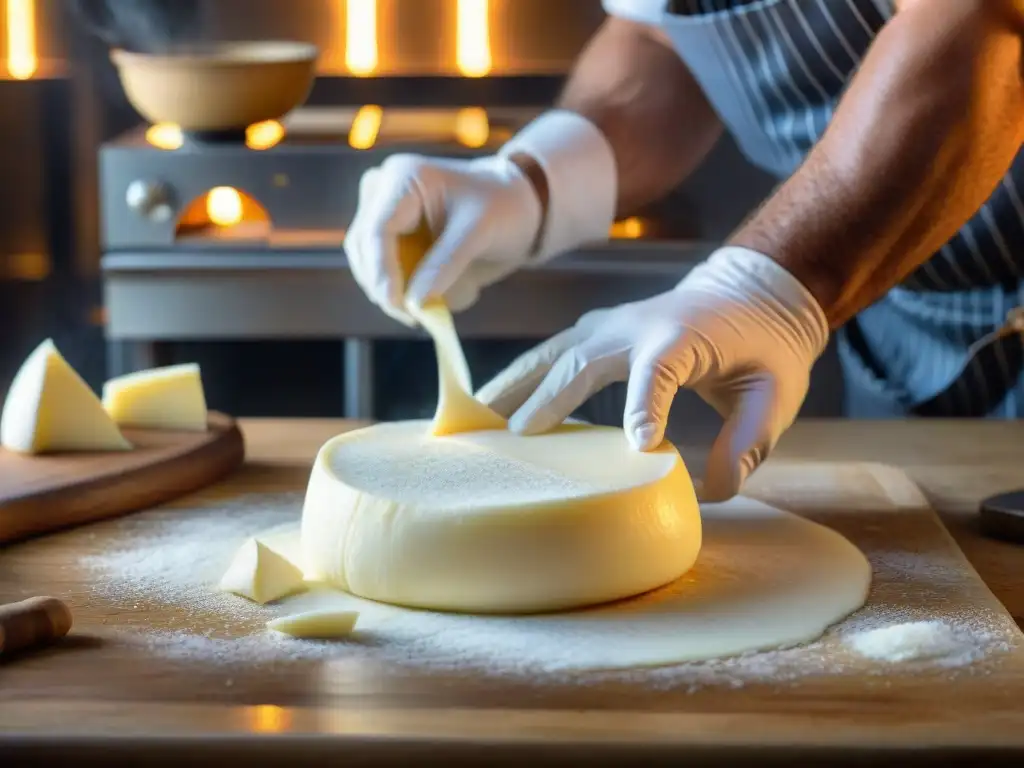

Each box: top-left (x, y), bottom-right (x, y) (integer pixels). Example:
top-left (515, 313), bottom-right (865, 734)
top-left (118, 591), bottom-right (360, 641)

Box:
top-left (100, 245), bottom-right (711, 340)
top-left (100, 241), bottom-right (715, 275)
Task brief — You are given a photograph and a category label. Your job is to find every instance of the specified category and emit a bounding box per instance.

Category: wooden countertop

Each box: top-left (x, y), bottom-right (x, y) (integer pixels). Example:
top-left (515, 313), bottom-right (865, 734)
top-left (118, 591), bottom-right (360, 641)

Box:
top-left (1, 418), bottom-right (1023, 767)
top-left (769, 419), bottom-right (1024, 628)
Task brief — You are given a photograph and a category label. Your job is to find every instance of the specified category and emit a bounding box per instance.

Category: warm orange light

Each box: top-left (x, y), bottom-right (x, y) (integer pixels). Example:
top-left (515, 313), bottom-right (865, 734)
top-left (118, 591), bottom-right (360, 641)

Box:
top-left (206, 187), bottom-right (244, 227)
top-left (146, 121), bottom-right (284, 151)
top-left (178, 188), bottom-right (268, 237)
top-left (348, 105), bottom-right (383, 150)
top-left (5, 252), bottom-right (48, 280)
top-left (246, 120), bottom-right (285, 150)
top-left (454, 107), bottom-right (489, 148)
top-left (145, 123), bottom-right (184, 150)
top-left (456, 0), bottom-right (491, 78)
top-left (6, 0), bottom-right (37, 80)
top-left (610, 217), bottom-right (645, 239)
top-left (247, 705), bottom-right (291, 734)
top-left (345, 0), bottom-right (377, 76)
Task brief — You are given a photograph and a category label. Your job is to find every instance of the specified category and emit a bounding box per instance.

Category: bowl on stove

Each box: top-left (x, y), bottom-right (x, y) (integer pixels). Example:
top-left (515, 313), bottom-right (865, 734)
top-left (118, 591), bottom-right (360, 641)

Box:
top-left (111, 41), bottom-right (319, 135)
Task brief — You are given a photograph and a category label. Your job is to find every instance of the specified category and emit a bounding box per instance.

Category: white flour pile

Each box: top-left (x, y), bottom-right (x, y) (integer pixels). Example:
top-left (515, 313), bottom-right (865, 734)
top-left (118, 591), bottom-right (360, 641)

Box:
top-left (78, 493), bottom-right (1017, 689)
top-left (845, 620), bottom-right (987, 666)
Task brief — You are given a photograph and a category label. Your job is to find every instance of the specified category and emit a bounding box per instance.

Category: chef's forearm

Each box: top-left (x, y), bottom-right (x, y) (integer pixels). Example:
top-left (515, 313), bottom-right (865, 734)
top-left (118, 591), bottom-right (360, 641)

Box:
top-left (514, 17), bottom-right (722, 219)
top-left (730, 0), bottom-right (1024, 328)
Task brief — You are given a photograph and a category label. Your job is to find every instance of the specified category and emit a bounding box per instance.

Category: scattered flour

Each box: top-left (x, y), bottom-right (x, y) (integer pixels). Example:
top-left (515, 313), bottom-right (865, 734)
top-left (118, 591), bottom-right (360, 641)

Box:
top-left (846, 621), bottom-right (987, 666)
top-left (76, 493), bottom-right (1018, 690)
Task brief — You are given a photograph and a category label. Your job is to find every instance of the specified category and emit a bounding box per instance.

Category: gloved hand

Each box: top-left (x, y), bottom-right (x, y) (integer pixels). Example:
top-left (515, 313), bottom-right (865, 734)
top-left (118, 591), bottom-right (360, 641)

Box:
top-left (343, 111), bottom-right (618, 325)
top-left (344, 154), bottom-right (543, 325)
top-left (476, 247), bottom-right (831, 502)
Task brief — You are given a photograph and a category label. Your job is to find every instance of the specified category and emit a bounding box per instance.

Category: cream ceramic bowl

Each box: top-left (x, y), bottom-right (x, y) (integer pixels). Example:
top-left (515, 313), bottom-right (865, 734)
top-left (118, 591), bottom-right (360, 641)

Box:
top-left (111, 41), bottom-right (319, 132)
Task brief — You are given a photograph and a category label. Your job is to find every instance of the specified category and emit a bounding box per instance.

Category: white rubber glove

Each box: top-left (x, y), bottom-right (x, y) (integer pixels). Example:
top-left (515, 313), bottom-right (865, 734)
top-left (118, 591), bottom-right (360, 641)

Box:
top-left (343, 111), bottom-right (617, 325)
top-left (476, 247), bottom-right (830, 502)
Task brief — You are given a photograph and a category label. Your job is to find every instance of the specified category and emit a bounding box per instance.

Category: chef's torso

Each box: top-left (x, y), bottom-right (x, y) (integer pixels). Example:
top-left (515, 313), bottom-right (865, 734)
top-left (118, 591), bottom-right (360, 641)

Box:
top-left (603, 0), bottom-right (1024, 418)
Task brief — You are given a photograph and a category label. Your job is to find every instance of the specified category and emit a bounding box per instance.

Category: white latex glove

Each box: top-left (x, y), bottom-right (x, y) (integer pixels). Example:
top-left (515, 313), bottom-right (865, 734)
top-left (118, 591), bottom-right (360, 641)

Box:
top-left (476, 247), bottom-right (830, 502)
top-left (343, 111), bottom-right (617, 325)
top-left (344, 153), bottom-right (541, 325)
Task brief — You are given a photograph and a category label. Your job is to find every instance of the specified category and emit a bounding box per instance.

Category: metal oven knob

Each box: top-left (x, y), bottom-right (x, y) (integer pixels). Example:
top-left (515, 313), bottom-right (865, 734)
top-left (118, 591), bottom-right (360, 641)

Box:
top-left (126, 180), bottom-right (175, 223)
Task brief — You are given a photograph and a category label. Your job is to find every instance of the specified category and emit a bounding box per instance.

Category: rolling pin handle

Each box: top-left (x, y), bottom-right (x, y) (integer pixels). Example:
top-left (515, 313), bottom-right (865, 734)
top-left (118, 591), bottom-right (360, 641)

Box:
top-left (0, 596), bottom-right (73, 657)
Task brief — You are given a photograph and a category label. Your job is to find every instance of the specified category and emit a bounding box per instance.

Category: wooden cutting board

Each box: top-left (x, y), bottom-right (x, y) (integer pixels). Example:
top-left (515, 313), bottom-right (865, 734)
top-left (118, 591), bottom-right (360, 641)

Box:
top-left (0, 458), bottom-right (1022, 764)
top-left (0, 412), bottom-right (244, 545)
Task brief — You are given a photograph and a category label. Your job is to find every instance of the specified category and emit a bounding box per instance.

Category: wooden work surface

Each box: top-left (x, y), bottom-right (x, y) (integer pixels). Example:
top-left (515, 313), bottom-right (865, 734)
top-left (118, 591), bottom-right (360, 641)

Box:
top-left (1, 418), bottom-right (1023, 767)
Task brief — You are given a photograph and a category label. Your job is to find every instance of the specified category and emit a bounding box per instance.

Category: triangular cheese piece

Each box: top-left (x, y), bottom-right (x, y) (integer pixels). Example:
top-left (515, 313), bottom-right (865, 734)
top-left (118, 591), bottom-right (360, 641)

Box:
top-left (267, 609), bottom-right (359, 639)
top-left (0, 339), bottom-right (131, 454)
top-left (103, 363), bottom-right (208, 432)
top-left (218, 538), bottom-right (306, 604)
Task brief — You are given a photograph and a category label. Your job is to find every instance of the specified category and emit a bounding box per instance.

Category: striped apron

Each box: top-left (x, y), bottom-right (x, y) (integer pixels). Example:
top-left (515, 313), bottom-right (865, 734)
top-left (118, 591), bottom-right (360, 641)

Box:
top-left (609, 0), bottom-right (1024, 418)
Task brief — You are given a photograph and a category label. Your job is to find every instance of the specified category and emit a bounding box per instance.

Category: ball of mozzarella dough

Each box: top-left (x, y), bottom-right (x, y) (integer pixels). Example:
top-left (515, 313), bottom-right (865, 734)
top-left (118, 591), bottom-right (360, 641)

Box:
top-left (300, 421), bottom-right (701, 614)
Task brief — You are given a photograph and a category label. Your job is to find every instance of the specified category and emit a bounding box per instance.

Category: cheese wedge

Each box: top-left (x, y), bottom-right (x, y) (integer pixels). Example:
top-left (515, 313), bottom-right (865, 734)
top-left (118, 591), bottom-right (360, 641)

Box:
top-left (103, 363), bottom-right (208, 432)
top-left (301, 421), bottom-right (701, 614)
top-left (398, 224), bottom-right (506, 436)
top-left (0, 339), bottom-right (131, 454)
top-left (219, 538), bottom-right (307, 604)
top-left (267, 610), bottom-right (359, 639)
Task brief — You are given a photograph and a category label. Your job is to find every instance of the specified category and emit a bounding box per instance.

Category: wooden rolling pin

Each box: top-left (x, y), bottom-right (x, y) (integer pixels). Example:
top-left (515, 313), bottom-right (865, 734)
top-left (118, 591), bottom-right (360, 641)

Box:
top-left (0, 596), bottom-right (73, 657)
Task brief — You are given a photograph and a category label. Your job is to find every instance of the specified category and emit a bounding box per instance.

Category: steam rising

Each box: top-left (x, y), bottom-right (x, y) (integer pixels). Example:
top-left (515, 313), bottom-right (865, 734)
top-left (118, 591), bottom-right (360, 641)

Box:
top-left (68, 0), bottom-right (204, 52)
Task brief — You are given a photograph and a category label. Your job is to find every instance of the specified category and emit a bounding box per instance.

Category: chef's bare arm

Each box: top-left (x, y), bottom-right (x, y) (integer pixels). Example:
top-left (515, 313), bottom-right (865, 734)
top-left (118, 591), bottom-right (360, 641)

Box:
top-left (731, 0), bottom-right (1024, 328)
top-left (510, 17), bottom-right (723, 218)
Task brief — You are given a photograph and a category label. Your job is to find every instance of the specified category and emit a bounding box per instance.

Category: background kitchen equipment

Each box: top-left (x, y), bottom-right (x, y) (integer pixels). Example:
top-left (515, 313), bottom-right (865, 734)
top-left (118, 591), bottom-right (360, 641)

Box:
top-left (3, 0), bottom-right (844, 432)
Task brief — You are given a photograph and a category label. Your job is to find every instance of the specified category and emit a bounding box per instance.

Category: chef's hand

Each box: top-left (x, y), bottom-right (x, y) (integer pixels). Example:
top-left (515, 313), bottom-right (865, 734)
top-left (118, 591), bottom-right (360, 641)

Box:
top-left (344, 154), bottom-right (543, 325)
top-left (476, 247), bottom-right (830, 502)
top-left (344, 111), bottom-right (618, 325)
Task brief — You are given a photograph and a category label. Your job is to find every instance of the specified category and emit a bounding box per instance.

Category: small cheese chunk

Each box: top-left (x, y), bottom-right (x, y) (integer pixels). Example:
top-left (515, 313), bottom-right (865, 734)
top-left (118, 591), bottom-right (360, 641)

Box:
top-left (219, 538), bottom-right (306, 604)
top-left (267, 610), bottom-right (359, 639)
top-left (103, 363), bottom-right (208, 432)
top-left (0, 339), bottom-right (131, 454)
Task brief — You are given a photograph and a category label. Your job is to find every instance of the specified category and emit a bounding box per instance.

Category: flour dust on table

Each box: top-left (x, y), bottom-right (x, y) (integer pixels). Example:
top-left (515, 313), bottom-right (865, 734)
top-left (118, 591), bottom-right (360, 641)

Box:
top-left (846, 620), bottom-right (992, 666)
top-left (77, 491), bottom-right (1017, 688)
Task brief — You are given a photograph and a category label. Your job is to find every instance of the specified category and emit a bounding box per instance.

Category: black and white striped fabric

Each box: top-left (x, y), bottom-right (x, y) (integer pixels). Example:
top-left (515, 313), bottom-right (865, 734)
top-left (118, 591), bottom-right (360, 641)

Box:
top-left (603, 0), bottom-right (1024, 418)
